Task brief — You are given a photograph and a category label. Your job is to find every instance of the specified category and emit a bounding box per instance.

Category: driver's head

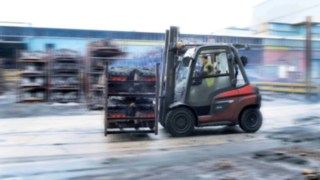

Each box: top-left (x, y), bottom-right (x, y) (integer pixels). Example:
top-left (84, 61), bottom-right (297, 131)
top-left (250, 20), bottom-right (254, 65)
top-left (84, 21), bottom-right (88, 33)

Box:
top-left (200, 55), bottom-right (208, 65)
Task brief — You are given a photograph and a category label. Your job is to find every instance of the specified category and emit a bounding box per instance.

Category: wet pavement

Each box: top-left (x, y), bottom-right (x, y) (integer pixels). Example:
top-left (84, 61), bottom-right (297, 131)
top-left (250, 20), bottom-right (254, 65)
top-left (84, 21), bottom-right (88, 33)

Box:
top-left (0, 94), bottom-right (320, 179)
top-left (0, 93), bottom-right (100, 119)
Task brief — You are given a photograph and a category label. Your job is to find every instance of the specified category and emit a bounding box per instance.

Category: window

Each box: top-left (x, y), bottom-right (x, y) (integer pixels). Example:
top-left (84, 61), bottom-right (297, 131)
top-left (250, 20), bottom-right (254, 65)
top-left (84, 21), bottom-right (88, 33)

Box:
top-left (231, 50), bottom-right (246, 87)
top-left (193, 48), bottom-right (229, 77)
top-left (234, 63), bottom-right (246, 87)
top-left (187, 47), bottom-right (232, 107)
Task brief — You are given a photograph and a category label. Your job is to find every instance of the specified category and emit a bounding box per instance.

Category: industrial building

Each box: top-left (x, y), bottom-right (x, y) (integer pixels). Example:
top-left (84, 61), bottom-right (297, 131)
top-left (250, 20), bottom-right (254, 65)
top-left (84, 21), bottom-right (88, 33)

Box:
top-left (0, 18), bottom-right (319, 83)
top-left (0, 25), bottom-right (262, 74)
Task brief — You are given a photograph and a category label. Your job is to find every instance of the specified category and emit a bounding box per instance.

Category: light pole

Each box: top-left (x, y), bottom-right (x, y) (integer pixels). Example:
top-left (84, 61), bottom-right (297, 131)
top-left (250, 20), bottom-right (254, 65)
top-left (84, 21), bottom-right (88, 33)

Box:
top-left (305, 16), bottom-right (312, 99)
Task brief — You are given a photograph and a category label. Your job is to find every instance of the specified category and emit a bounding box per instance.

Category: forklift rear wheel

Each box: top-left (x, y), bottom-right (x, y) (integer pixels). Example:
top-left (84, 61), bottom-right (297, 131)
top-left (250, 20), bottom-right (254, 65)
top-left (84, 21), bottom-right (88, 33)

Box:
top-left (165, 107), bottom-right (195, 137)
top-left (239, 108), bottom-right (262, 133)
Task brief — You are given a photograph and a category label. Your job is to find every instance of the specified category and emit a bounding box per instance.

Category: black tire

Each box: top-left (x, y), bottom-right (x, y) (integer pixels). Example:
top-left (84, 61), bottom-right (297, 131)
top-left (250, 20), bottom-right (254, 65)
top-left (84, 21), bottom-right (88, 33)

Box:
top-left (239, 108), bottom-right (262, 133)
top-left (165, 107), bottom-right (195, 137)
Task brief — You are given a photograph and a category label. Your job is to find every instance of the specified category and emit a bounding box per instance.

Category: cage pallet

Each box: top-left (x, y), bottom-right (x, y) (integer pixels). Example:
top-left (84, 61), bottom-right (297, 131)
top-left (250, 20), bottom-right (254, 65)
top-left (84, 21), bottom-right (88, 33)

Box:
top-left (17, 51), bottom-right (49, 103)
top-left (104, 62), bottom-right (159, 135)
top-left (48, 49), bottom-right (82, 103)
top-left (85, 40), bottom-right (125, 110)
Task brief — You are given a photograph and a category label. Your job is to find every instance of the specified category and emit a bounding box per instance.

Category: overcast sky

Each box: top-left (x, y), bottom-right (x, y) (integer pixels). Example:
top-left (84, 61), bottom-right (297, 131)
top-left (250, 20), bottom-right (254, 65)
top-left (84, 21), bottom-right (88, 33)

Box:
top-left (0, 0), bottom-right (265, 34)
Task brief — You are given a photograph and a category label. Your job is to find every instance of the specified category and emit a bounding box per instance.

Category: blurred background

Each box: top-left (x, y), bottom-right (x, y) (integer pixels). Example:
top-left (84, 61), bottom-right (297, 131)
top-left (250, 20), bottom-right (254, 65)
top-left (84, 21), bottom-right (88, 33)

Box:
top-left (0, 0), bottom-right (319, 103)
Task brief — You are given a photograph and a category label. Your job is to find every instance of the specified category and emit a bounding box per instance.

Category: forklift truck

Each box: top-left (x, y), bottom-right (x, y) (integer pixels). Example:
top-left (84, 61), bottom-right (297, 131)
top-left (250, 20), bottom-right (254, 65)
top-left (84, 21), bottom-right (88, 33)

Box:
top-left (103, 26), bottom-right (262, 136)
top-left (159, 26), bottom-right (262, 136)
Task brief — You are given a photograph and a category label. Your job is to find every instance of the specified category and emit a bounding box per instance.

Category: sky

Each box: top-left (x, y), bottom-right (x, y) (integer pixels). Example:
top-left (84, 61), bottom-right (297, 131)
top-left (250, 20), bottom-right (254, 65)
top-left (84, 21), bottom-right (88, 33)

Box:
top-left (0, 0), bottom-right (265, 34)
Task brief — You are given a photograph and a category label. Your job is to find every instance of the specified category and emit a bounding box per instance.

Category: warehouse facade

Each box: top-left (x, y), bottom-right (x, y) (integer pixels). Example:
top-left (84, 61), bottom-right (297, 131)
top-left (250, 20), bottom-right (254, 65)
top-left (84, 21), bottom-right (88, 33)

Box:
top-left (0, 25), bottom-right (319, 82)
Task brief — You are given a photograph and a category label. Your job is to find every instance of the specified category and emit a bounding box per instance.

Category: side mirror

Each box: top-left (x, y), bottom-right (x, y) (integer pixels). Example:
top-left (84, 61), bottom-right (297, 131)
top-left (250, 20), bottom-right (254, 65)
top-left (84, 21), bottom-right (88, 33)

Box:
top-left (182, 57), bottom-right (192, 67)
top-left (240, 56), bottom-right (248, 66)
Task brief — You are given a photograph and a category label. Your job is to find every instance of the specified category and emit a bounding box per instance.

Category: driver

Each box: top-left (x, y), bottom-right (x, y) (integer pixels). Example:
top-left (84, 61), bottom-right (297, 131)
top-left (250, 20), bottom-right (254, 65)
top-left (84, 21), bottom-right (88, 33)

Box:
top-left (199, 55), bottom-right (215, 87)
top-left (200, 55), bottom-right (214, 76)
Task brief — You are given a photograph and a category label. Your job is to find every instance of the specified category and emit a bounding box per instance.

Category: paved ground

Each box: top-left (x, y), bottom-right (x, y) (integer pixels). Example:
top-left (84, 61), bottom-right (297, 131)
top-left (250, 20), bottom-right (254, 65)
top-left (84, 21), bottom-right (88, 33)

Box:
top-left (0, 94), bottom-right (320, 179)
top-left (0, 92), bottom-right (99, 119)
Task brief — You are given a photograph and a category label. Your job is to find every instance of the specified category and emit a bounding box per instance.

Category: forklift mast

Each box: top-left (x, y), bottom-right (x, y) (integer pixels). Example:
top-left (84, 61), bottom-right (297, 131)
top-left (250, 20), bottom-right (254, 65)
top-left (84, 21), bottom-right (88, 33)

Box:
top-left (159, 26), bottom-right (179, 122)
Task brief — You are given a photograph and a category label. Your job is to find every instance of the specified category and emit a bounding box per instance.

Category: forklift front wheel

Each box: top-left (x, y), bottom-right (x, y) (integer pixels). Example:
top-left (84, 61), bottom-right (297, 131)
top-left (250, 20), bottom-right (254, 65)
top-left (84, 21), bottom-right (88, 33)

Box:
top-left (165, 107), bottom-right (195, 137)
top-left (239, 108), bottom-right (262, 133)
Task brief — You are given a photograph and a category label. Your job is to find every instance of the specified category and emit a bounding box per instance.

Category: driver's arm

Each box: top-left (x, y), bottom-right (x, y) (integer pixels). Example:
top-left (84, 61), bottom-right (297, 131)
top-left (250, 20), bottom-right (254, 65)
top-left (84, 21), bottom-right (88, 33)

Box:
top-left (200, 64), bottom-right (213, 76)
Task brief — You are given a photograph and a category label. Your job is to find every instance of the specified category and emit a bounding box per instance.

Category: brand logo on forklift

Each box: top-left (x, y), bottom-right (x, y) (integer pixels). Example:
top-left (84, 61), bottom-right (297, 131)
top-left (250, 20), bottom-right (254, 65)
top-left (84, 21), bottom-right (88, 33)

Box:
top-left (216, 100), bottom-right (234, 104)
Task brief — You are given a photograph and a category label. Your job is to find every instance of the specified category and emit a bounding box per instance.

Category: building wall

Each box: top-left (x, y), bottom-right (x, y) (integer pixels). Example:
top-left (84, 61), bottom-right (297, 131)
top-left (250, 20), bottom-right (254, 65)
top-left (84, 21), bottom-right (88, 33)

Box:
top-left (23, 37), bottom-right (89, 54)
top-left (2, 26), bottom-right (320, 82)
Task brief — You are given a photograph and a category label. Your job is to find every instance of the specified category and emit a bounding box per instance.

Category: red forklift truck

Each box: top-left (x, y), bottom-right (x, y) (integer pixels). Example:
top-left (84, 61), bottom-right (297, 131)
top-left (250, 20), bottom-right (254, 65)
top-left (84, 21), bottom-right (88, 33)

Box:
top-left (103, 26), bottom-right (262, 136)
top-left (158, 26), bottom-right (262, 136)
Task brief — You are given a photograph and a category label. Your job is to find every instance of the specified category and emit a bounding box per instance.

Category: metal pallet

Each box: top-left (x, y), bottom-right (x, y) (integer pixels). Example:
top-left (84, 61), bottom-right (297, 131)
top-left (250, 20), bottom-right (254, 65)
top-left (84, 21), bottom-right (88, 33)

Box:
top-left (85, 40), bottom-right (126, 110)
top-left (86, 56), bottom-right (109, 110)
top-left (17, 51), bottom-right (49, 103)
top-left (104, 62), bottom-right (159, 135)
top-left (48, 50), bottom-right (82, 103)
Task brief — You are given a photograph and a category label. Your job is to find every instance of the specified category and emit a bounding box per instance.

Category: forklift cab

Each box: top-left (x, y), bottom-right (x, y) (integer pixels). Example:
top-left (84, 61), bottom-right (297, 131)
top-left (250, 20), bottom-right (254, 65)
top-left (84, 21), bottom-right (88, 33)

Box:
top-left (175, 45), bottom-right (248, 108)
top-left (163, 44), bottom-right (262, 137)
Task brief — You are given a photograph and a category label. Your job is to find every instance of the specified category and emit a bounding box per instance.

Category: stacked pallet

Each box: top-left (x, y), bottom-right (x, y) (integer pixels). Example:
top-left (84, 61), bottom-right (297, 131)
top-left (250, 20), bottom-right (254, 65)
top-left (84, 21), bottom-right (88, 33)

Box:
top-left (17, 51), bottom-right (48, 102)
top-left (86, 39), bottom-right (125, 110)
top-left (49, 49), bottom-right (81, 103)
top-left (104, 64), bottom-right (159, 135)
